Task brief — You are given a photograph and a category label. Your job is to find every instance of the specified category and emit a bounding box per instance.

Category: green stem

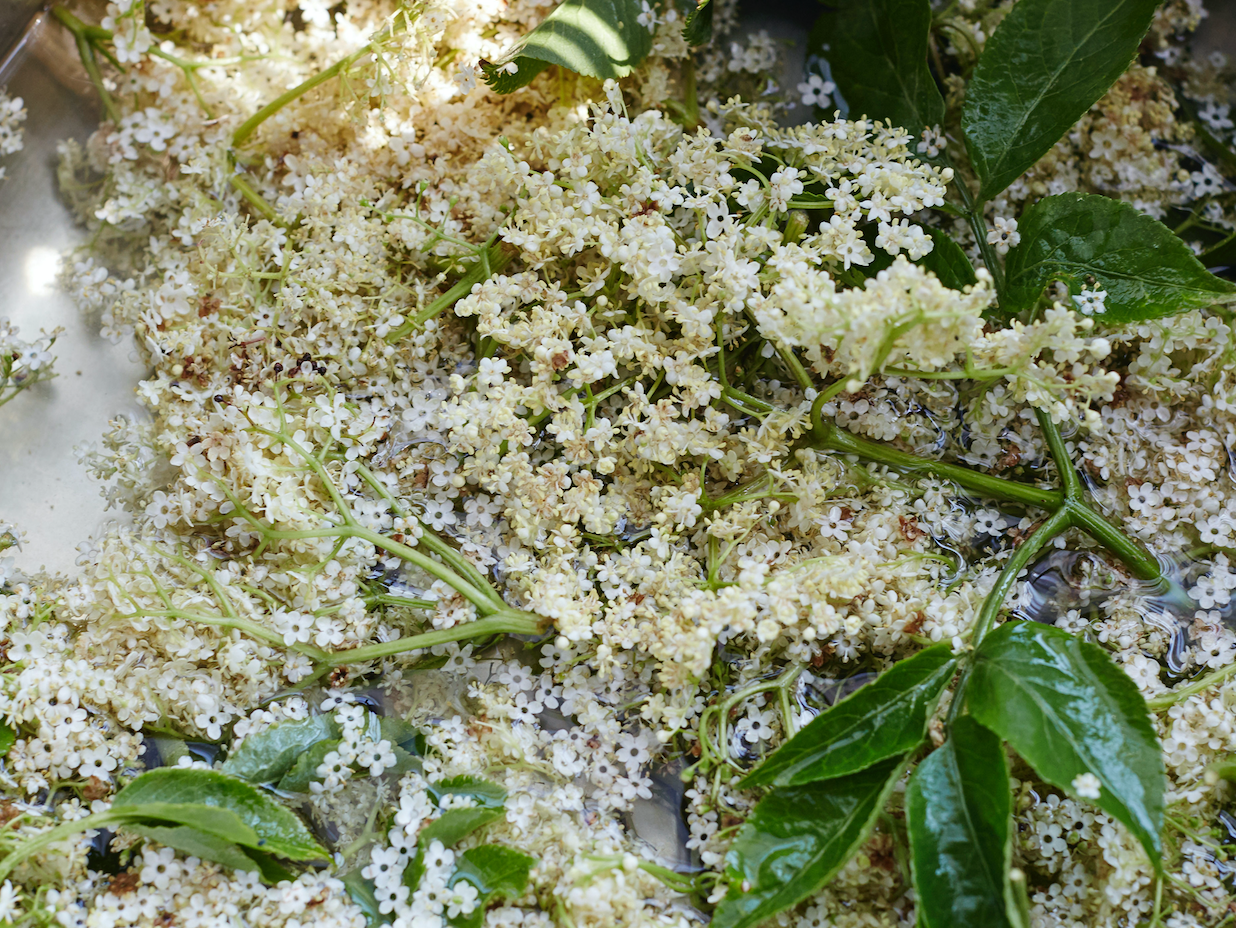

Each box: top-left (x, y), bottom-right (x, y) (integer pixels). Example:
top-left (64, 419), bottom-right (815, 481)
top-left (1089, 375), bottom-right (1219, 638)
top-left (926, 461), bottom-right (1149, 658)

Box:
top-left (52, 9), bottom-right (121, 124)
top-left (954, 181), bottom-right (1005, 300)
top-left (322, 612), bottom-right (545, 666)
top-left (385, 243), bottom-right (512, 343)
top-left (1147, 661), bottom-right (1236, 711)
top-left (352, 462), bottom-right (499, 599)
top-left (232, 24), bottom-right (397, 147)
top-left (228, 173), bottom-right (285, 226)
top-left (971, 508), bottom-right (1071, 647)
top-left (810, 406), bottom-right (1060, 510)
top-left (0, 810), bottom-right (128, 883)
top-left (948, 508), bottom-right (1071, 725)
top-left (1035, 409), bottom-right (1082, 500)
top-left (1034, 410), bottom-right (1170, 588)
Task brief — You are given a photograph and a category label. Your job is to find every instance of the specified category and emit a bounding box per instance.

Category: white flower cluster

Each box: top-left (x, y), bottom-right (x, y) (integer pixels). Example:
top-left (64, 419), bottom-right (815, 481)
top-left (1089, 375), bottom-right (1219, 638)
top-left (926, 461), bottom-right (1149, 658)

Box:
top-left (1, 0), bottom-right (1236, 926)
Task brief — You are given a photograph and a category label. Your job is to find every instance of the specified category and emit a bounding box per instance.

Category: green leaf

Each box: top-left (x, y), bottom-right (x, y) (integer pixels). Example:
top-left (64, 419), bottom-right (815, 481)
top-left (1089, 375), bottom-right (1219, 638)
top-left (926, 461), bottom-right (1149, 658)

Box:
top-left (712, 758), bottom-right (906, 928)
top-left (483, 0), bottom-right (654, 93)
top-left (0, 721), bottom-right (14, 758)
top-left (681, 0), bottom-right (712, 46)
top-left (448, 845), bottom-right (536, 928)
top-left (1001, 192), bottom-right (1236, 322)
top-left (343, 869), bottom-right (392, 927)
top-left (968, 622), bottom-right (1165, 871)
top-left (112, 768), bottom-right (327, 861)
top-left (809, 0), bottom-right (943, 139)
top-left (221, 715), bottom-right (340, 784)
top-left (918, 228), bottom-right (978, 292)
top-left (403, 846), bottom-right (426, 895)
top-left (122, 823), bottom-right (261, 875)
top-left (741, 643), bottom-right (956, 788)
top-left (428, 777), bottom-right (507, 810)
top-left (380, 716), bottom-right (425, 756)
top-left (276, 739), bottom-right (339, 793)
top-left (116, 802), bottom-right (260, 848)
top-left (906, 717), bottom-right (1013, 928)
top-left (240, 848), bottom-right (298, 884)
top-left (962, 0), bottom-right (1161, 201)
top-left (419, 808), bottom-right (505, 848)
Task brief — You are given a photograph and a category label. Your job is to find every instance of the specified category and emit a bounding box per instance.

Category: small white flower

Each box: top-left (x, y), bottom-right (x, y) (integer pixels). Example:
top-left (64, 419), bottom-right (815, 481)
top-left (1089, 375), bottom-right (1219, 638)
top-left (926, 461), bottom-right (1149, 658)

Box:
top-left (796, 73), bottom-right (835, 108)
top-left (1071, 772), bottom-right (1102, 799)
top-left (987, 216), bottom-right (1020, 255)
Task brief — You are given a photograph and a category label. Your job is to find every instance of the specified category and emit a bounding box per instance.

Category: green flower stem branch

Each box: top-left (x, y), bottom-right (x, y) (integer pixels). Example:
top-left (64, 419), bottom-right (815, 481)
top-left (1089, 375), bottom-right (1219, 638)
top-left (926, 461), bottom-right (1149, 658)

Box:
top-left (0, 810), bottom-right (131, 883)
top-left (231, 12), bottom-right (411, 148)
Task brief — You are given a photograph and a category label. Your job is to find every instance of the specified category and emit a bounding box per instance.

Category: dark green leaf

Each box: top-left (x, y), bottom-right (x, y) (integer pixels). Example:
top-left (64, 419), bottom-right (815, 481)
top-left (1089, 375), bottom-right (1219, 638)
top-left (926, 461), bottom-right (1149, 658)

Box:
top-left (221, 715), bottom-right (340, 784)
top-left (809, 0), bottom-right (943, 139)
top-left (116, 802), bottom-right (259, 848)
top-left (1001, 192), bottom-right (1236, 322)
top-left (428, 777), bottom-right (507, 810)
top-left (276, 739), bottom-right (339, 793)
top-left (968, 622), bottom-right (1165, 870)
top-left (0, 721), bottom-right (14, 758)
top-left (241, 848), bottom-right (298, 884)
top-left (343, 869), bottom-right (392, 927)
top-left (386, 745), bottom-right (423, 778)
top-left (380, 717), bottom-right (424, 756)
top-left (682, 0), bottom-right (712, 46)
top-left (448, 845), bottom-right (536, 928)
top-left (122, 823), bottom-right (260, 874)
top-left (112, 768), bottom-right (327, 861)
top-left (742, 643), bottom-right (956, 788)
top-left (712, 758), bottom-right (906, 928)
top-left (418, 808), bottom-right (505, 848)
top-left (403, 846), bottom-right (426, 894)
top-left (962, 0), bottom-right (1161, 201)
top-left (483, 0), bottom-right (654, 93)
top-left (906, 717), bottom-right (1012, 928)
top-left (918, 228), bottom-right (978, 291)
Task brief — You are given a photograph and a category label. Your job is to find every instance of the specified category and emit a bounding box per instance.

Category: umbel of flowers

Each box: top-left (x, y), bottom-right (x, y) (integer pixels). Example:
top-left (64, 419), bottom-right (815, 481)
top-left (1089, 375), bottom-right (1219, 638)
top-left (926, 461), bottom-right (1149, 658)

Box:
top-left (0, 1), bottom-right (1235, 928)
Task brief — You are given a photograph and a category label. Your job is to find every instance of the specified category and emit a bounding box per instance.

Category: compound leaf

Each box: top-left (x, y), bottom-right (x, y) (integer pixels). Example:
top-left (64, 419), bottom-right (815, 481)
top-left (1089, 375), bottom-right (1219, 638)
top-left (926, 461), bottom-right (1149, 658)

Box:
top-left (712, 758), bottom-right (905, 928)
top-left (907, 717), bottom-right (1013, 928)
top-left (483, 0), bottom-right (653, 93)
top-left (809, 0), bottom-right (943, 141)
top-left (968, 622), bottom-right (1165, 871)
top-left (447, 845), bottom-right (536, 928)
top-left (742, 643), bottom-right (955, 788)
top-left (112, 768), bottom-right (327, 861)
top-left (221, 714), bottom-right (340, 784)
top-left (1001, 192), bottom-right (1236, 322)
top-left (918, 227), bottom-right (978, 291)
top-left (962, 0), bottom-right (1161, 201)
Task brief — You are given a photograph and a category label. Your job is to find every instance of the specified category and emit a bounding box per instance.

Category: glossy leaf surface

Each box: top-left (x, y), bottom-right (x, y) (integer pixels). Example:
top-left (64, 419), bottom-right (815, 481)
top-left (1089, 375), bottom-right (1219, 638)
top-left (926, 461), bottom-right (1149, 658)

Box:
top-left (1001, 193), bottom-right (1236, 322)
top-left (907, 717), bottom-right (1012, 928)
top-left (448, 845), bottom-right (536, 928)
top-left (112, 768), bottom-right (327, 861)
top-left (962, 0), bottom-right (1160, 200)
top-left (810, 0), bottom-right (943, 139)
top-left (277, 738), bottom-right (339, 792)
top-left (117, 801), bottom-right (259, 848)
top-left (123, 823), bottom-right (260, 874)
top-left (742, 643), bottom-right (955, 788)
top-left (483, 0), bottom-right (653, 93)
top-left (418, 808), bottom-right (505, 848)
top-left (428, 777), bottom-right (507, 810)
top-left (220, 714), bottom-right (340, 783)
top-left (342, 869), bottom-right (391, 927)
top-left (713, 758), bottom-right (904, 928)
top-left (919, 228), bottom-right (978, 291)
top-left (968, 622), bottom-right (1164, 869)
top-left (0, 721), bottom-right (15, 758)
top-left (682, 0), bottom-right (713, 45)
